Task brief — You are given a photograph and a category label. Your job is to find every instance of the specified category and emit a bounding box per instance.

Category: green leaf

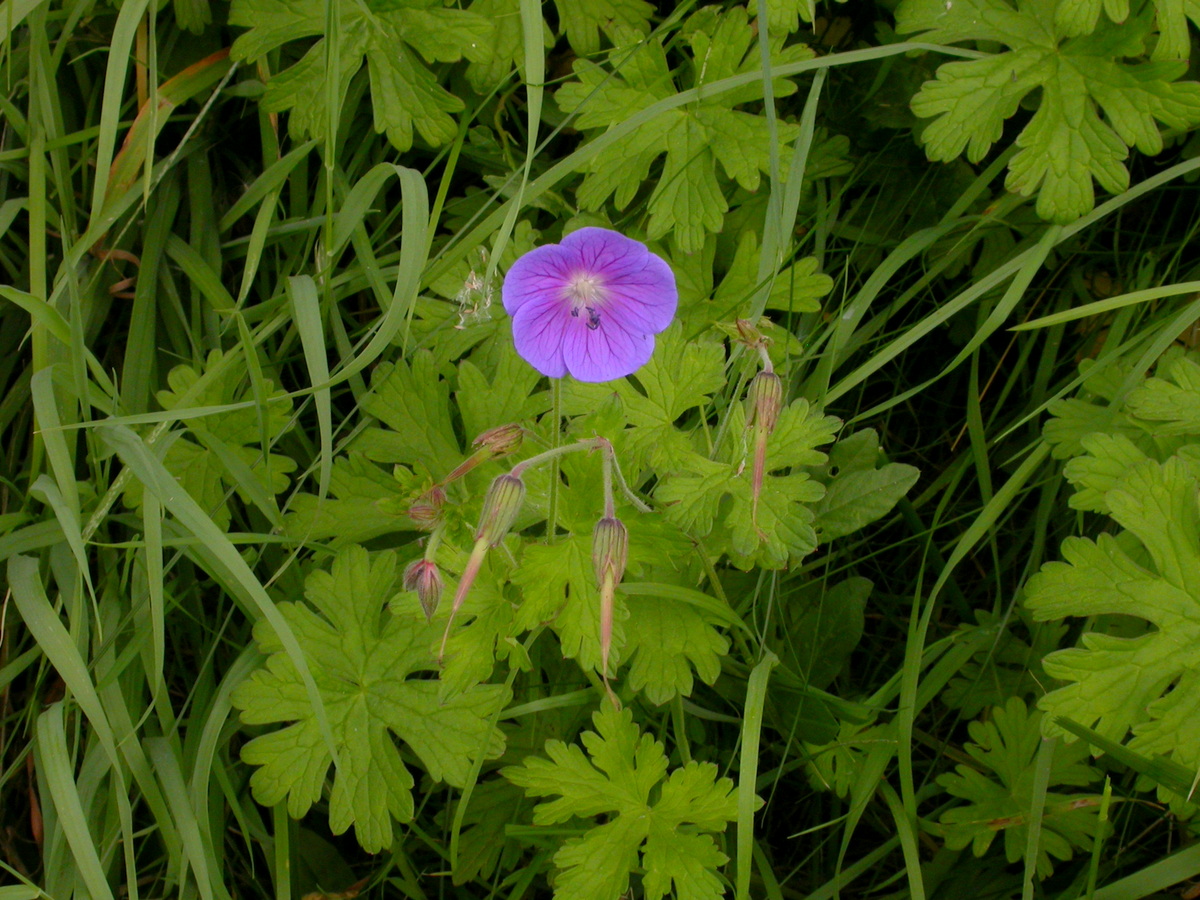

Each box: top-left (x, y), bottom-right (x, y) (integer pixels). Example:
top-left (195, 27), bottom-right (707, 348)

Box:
top-left (623, 594), bottom-right (729, 705)
top-left (726, 470), bottom-right (824, 569)
top-left (232, 546), bottom-right (510, 852)
top-left (896, 0), bottom-right (1200, 221)
top-left (447, 778), bottom-right (528, 885)
top-left (121, 352), bottom-right (296, 529)
top-left (456, 340), bottom-right (550, 441)
top-left (711, 231), bottom-right (832, 320)
top-left (657, 398), bottom-right (839, 569)
top-left (229, 0), bottom-right (491, 150)
top-left (942, 610), bottom-right (1068, 717)
top-left (504, 705), bottom-right (740, 900)
top-left (464, 0), bottom-right (552, 90)
top-left (935, 698), bottom-right (1103, 878)
top-left (285, 452), bottom-right (415, 546)
top-left (747, 0), bottom-right (816, 33)
top-left (812, 429), bottom-right (920, 541)
top-left (1026, 454), bottom-right (1200, 807)
top-left (555, 8), bottom-right (812, 251)
top-left (358, 350), bottom-right (461, 474)
top-left (784, 577), bottom-right (870, 691)
top-left (562, 323), bottom-right (727, 472)
top-left (511, 535), bottom-right (622, 674)
top-left (552, 0), bottom-right (654, 55)
top-left (1055, 0), bottom-right (1200, 61)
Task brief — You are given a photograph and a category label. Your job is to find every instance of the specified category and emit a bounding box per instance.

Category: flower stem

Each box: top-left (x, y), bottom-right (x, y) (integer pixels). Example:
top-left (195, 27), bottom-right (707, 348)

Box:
top-left (601, 451), bottom-right (615, 519)
top-left (510, 438), bottom-right (599, 477)
top-left (546, 377), bottom-right (562, 540)
top-left (440, 537), bottom-right (488, 663)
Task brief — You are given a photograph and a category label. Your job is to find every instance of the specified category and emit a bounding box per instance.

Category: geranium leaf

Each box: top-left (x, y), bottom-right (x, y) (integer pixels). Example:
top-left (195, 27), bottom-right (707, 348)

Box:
top-left (504, 705), bottom-right (740, 900)
top-left (232, 546), bottom-right (510, 852)
top-left (896, 0), bottom-right (1200, 221)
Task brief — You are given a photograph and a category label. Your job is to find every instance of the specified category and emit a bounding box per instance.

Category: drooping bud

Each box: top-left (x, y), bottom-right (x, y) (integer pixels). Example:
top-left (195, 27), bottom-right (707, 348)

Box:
top-left (592, 516), bottom-right (629, 584)
top-left (475, 472), bottom-right (526, 546)
top-left (592, 516), bottom-right (629, 695)
top-left (407, 486), bottom-right (446, 531)
top-left (473, 423), bottom-right (524, 458)
top-left (746, 370), bottom-right (783, 435)
top-left (403, 559), bottom-right (443, 620)
top-left (736, 318), bottom-right (765, 347)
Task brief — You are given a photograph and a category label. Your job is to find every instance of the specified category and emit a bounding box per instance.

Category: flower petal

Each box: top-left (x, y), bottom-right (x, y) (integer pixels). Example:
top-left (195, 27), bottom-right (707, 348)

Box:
top-left (502, 244), bottom-right (573, 315)
top-left (510, 294), bottom-right (570, 378)
top-left (560, 314), bottom-right (655, 383)
top-left (559, 228), bottom-right (677, 335)
top-left (502, 227), bottom-right (677, 382)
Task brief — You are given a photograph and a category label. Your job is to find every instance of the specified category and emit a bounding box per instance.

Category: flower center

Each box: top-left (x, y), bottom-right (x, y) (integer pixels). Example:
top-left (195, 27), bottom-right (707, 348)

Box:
top-left (566, 273), bottom-right (605, 330)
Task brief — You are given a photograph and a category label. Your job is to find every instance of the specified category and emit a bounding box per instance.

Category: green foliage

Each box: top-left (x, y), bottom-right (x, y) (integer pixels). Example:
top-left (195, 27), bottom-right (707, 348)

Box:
top-left (228, 0), bottom-right (492, 150)
top-left (942, 610), bottom-right (1067, 717)
top-left (121, 352), bottom-right (296, 529)
top-left (936, 699), bottom-right (1103, 877)
top-left (896, 0), bottom-right (1200, 221)
top-left (656, 397), bottom-right (841, 569)
top-left (562, 324), bottom-right (727, 472)
top-left (231, 546), bottom-right (510, 852)
top-left (553, 0), bottom-right (655, 55)
top-left (1026, 454), bottom-right (1200, 795)
top-left (810, 428), bottom-right (921, 542)
top-left (555, 7), bottom-right (814, 251)
top-left (504, 705), bottom-right (741, 900)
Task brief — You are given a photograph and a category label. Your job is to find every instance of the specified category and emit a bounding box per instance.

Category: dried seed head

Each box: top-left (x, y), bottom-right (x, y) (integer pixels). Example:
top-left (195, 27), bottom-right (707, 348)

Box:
top-left (472, 423), bottom-right (524, 458)
top-left (475, 473), bottom-right (526, 546)
top-left (746, 370), bottom-right (783, 435)
top-left (592, 516), bottom-right (629, 585)
top-left (403, 559), bottom-right (443, 621)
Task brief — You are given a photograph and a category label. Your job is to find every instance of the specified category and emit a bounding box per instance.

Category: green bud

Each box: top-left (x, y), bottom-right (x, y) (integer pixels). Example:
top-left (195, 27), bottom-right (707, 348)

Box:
top-left (746, 370), bottom-right (783, 435)
top-left (475, 472), bottom-right (525, 546)
top-left (592, 516), bottom-right (629, 585)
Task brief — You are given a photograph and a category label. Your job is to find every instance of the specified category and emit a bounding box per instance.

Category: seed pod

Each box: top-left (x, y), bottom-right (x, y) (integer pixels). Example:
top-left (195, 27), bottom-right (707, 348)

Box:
top-left (403, 559), bottom-right (443, 621)
top-left (475, 473), bottom-right (526, 546)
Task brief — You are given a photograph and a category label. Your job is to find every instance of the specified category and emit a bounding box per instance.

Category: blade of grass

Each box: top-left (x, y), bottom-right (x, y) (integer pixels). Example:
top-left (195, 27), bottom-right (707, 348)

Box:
top-left (1022, 737), bottom-right (1055, 900)
top-left (286, 275), bottom-right (331, 501)
top-left (87, 0), bottom-right (154, 222)
top-left (97, 423), bottom-right (340, 769)
top-left (34, 703), bottom-right (115, 900)
top-left (737, 650), bottom-right (777, 900)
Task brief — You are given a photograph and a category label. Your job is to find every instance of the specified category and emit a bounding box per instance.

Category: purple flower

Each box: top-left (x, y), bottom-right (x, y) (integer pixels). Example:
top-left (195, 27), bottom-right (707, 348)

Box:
top-left (502, 227), bottom-right (677, 383)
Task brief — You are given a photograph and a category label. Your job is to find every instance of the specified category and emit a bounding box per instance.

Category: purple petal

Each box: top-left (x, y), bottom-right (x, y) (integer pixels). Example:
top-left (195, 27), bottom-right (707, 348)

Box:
top-left (560, 315), bottom-right (655, 383)
top-left (502, 244), bottom-right (573, 315)
top-left (510, 294), bottom-right (570, 378)
top-left (559, 228), bottom-right (677, 335)
top-left (502, 227), bottom-right (678, 382)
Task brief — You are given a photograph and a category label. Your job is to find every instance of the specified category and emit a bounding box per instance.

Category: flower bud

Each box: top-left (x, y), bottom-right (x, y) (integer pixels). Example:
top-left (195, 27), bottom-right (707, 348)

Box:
top-left (408, 486), bottom-right (446, 531)
top-left (592, 516), bottom-right (629, 585)
top-left (475, 473), bottom-right (526, 546)
top-left (736, 318), bottom-right (765, 347)
top-left (746, 370), bottom-right (783, 435)
top-left (403, 559), bottom-right (443, 620)
top-left (472, 423), bottom-right (524, 458)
